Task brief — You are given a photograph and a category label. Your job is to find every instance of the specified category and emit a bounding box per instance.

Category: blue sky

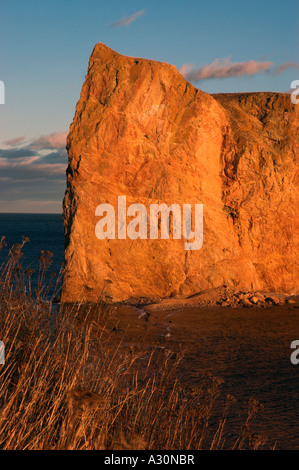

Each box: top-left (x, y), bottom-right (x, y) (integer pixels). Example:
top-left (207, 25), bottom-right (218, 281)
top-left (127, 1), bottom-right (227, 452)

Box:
top-left (0, 0), bottom-right (298, 213)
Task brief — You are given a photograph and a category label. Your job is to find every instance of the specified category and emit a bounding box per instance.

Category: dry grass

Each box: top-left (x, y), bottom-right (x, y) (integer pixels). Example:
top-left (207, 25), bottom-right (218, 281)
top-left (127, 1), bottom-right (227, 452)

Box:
top-left (0, 237), bottom-right (269, 450)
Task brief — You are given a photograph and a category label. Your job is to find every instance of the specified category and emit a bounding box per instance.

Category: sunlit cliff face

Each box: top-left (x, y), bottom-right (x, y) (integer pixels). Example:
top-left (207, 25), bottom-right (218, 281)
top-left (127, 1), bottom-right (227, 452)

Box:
top-left (62, 43), bottom-right (299, 303)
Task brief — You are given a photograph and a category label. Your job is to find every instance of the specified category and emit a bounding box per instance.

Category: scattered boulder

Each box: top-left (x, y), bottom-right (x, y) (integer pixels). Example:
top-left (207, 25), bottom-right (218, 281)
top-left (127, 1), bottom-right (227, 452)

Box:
top-left (241, 299), bottom-right (253, 308)
top-left (220, 300), bottom-right (231, 307)
top-left (265, 296), bottom-right (280, 305)
top-left (143, 286), bottom-right (292, 313)
top-left (253, 292), bottom-right (265, 302)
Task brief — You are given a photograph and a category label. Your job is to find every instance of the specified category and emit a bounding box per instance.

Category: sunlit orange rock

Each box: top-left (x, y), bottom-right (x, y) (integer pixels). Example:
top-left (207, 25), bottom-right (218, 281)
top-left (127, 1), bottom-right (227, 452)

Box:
top-left (62, 43), bottom-right (299, 303)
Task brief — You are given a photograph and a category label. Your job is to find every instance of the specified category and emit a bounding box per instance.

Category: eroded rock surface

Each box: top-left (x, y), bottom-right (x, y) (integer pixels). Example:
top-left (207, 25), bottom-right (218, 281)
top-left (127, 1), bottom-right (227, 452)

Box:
top-left (62, 43), bottom-right (298, 303)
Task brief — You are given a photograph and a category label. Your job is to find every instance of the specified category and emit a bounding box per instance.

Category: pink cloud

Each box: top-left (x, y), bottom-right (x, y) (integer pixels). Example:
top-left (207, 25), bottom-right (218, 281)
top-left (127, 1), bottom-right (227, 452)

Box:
top-left (4, 136), bottom-right (26, 146)
top-left (179, 57), bottom-right (274, 81)
top-left (30, 131), bottom-right (67, 150)
top-left (272, 62), bottom-right (299, 75)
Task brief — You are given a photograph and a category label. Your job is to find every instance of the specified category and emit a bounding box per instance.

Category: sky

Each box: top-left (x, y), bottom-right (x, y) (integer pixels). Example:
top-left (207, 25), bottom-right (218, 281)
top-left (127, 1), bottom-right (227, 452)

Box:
top-left (0, 0), bottom-right (298, 213)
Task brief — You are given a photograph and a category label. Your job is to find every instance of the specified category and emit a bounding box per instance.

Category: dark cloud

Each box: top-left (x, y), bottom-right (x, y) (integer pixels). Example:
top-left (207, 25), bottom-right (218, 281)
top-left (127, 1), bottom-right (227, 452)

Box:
top-left (32, 148), bottom-right (68, 165)
top-left (0, 162), bottom-right (66, 179)
top-left (0, 177), bottom-right (65, 203)
top-left (0, 147), bottom-right (38, 160)
top-left (0, 131), bottom-right (68, 212)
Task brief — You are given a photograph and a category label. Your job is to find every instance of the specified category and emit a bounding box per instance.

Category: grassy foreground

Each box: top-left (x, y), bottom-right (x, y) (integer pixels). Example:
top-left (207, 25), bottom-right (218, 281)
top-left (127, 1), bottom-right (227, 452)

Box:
top-left (0, 237), bottom-right (269, 450)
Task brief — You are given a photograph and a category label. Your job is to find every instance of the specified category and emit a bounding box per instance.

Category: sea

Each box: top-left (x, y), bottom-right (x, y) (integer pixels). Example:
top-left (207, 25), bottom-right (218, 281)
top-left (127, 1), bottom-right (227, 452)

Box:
top-left (0, 213), bottom-right (299, 449)
top-left (0, 213), bottom-right (64, 296)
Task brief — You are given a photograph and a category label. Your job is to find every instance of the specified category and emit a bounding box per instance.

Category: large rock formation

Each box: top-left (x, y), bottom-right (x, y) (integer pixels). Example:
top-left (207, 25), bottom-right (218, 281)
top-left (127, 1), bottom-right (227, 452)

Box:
top-left (62, 43), bottom-right (299, 303)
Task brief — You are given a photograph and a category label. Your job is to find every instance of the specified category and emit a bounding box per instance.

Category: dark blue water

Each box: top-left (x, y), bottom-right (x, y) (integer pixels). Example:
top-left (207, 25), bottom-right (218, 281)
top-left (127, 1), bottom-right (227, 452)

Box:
top-left (0, 213), bottom-right (64, 295)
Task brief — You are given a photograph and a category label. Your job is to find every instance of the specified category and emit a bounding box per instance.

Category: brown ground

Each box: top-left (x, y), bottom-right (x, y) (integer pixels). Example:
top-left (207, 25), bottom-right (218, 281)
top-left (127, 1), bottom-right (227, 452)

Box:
top-left (100, 295), bottom-right (299, 449)
top-left (73, 290), bottom-right (299, 360)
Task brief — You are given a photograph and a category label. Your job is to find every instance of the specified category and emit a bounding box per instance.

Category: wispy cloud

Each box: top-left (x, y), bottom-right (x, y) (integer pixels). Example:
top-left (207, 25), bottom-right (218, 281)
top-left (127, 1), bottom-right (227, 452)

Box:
top-left (179, 57), bottom-right (299, 82)
top-left (272, 62), bottom-right (299, 75)
top-left (110, 9), bottom-right (145, 28)
top-left (4, 136), bottom-right (26, 147)
top-left (179, 58), bottom-right (274, 82)
top-left (29, 131), bottom-right (67, 150)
